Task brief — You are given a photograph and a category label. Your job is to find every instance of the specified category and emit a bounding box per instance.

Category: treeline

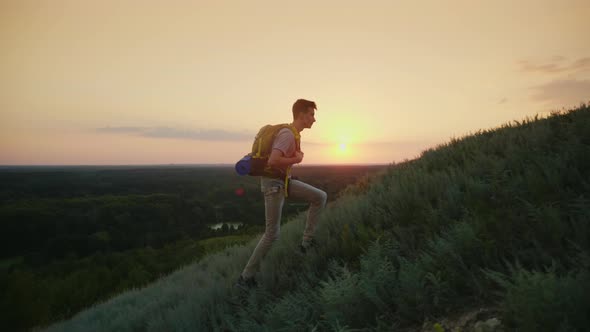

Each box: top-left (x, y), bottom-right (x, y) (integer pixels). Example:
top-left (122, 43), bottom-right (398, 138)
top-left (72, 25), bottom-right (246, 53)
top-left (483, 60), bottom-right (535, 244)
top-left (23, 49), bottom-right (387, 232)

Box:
top-left (2, 194), bottom-right (207, 261)
top-left (0, 167), bottom-right (258, 263)
top-left (0, 166), bottom-right (385, 263)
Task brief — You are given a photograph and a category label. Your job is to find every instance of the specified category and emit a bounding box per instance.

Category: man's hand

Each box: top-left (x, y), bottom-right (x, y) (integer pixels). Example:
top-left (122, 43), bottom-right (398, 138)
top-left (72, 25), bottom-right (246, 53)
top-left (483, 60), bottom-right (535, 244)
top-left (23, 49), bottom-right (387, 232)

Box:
top-left (294, 151), bottom-right (304, 164)
top-left (268, 149), bottom-right (304, 167)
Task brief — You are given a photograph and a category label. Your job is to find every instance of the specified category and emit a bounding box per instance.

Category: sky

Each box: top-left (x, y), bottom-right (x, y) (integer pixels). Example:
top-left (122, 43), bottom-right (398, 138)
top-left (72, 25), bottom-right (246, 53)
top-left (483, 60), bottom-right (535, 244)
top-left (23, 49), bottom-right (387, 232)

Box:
top-left (1, 0), bottom-right (589, 165)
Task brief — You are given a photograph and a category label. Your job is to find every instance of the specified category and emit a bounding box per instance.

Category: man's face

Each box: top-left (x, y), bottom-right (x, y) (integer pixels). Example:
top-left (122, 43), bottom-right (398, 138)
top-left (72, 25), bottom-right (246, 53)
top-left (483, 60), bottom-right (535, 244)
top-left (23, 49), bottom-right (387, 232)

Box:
top-left (302, 107), bottom-right (316, 129)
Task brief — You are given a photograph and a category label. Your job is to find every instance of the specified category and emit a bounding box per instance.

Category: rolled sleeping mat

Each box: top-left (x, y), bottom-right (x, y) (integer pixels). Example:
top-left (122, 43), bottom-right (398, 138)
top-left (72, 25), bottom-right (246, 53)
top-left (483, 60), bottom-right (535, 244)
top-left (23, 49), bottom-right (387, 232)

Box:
top-left (235, 155), bottom-right (252, 175)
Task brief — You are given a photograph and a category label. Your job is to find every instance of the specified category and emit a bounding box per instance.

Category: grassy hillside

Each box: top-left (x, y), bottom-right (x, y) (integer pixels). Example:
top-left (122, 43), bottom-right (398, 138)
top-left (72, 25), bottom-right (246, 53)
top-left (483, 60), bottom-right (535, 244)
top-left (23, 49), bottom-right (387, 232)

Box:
top-left (42, 104), bottom-right (590, 332)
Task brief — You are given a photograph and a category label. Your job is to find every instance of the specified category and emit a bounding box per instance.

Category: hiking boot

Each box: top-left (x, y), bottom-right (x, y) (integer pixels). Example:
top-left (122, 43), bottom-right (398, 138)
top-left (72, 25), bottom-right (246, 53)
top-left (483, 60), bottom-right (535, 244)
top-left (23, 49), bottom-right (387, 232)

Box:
top-left (299, 238), bottom-right (317, 254)
top-left (234, 275), bottom-right (258, 292)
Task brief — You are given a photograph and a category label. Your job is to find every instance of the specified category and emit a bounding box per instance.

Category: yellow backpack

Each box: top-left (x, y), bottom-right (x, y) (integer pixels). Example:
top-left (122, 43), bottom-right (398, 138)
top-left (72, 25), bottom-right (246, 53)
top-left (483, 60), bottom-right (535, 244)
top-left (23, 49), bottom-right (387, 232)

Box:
top-left (235, 123), bottom-right (300, 196)
top-left (249, 123), bottom-right (300, 178)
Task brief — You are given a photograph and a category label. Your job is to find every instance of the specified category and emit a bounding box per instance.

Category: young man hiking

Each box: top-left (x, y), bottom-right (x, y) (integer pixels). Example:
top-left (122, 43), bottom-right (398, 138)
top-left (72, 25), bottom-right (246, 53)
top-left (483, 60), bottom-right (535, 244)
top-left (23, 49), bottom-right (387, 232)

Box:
top-left (235, 99), bottom-right (328, 290)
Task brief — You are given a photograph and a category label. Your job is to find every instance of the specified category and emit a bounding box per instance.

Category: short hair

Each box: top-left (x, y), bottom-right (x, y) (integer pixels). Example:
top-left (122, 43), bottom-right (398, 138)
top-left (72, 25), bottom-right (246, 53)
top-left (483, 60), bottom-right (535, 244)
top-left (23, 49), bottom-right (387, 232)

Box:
top-left (292, 99), bottom-right (317, 119)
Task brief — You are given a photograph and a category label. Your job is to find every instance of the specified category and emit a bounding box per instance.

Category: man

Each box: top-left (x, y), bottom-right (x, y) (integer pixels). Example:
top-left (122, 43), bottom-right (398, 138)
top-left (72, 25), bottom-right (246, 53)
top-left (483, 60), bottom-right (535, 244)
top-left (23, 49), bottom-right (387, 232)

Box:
top-left (235, 99), bottom-right (328, 290)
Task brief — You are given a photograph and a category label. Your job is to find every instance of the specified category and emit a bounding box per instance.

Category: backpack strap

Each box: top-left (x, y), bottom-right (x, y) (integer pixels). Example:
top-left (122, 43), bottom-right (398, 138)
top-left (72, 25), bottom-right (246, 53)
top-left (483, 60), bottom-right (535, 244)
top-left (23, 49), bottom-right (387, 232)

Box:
top-left (285, 124), bottom-right (301, 152)
top-left (283, 124), bottom-right (300, 197)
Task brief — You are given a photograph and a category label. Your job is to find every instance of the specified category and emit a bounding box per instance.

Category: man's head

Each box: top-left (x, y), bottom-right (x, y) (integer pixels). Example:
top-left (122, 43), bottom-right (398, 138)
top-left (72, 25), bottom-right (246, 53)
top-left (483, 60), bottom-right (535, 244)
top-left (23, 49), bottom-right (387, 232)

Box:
top-left (292, 99), bottom-right (317, 130)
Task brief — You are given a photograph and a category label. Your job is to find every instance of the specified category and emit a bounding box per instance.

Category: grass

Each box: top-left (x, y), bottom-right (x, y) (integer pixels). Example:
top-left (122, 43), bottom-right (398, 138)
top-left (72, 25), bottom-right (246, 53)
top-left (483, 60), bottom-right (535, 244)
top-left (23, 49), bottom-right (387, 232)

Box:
top-left (41, 103), bottom-right (590, 332)
top-left (0, 257), bottom-right (23, 270)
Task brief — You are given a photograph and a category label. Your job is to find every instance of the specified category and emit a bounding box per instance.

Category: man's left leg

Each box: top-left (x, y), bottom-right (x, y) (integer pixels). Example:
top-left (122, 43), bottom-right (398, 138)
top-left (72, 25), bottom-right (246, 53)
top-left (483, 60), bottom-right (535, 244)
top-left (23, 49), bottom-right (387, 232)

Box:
top-left (288, 179), bottom-right (328, 249)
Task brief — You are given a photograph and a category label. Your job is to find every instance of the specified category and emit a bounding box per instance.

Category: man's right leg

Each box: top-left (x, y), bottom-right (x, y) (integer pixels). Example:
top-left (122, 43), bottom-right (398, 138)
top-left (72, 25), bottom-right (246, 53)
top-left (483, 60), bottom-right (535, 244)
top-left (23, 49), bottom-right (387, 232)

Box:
top-left (240, 184), bottom-right (285, 279)
top-left (288, 179), bottom-right (328, 250)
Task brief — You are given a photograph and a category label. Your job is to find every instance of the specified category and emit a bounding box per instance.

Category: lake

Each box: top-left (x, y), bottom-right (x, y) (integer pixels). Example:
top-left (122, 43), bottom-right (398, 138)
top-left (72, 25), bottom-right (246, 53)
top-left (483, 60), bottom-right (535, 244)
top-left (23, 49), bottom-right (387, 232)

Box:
top-left (208, 222), bottom-right (244, 230)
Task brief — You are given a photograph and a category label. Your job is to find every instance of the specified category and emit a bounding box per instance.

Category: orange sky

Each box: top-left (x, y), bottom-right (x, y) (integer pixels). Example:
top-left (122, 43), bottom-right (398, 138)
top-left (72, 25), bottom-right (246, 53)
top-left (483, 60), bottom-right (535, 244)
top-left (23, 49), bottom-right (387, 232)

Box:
top-left (1, 0), bottom-right (589, 165)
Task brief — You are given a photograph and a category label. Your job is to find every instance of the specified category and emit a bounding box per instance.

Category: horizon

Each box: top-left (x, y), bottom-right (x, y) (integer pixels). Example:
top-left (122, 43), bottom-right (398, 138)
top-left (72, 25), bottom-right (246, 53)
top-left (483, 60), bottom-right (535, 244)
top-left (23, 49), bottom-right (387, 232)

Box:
top-left (0, 162), bottom-right (391, 168)
top-left (1, 106), bottom-right (581, 167)
top-left (2, 0), bottom-right (589, 165)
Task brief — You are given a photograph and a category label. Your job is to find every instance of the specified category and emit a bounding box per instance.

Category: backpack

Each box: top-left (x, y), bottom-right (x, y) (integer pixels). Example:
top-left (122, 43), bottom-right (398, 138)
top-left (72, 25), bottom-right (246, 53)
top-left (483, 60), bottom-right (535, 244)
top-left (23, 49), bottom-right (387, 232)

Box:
top-left (235, 123), bottom-right (300, 179)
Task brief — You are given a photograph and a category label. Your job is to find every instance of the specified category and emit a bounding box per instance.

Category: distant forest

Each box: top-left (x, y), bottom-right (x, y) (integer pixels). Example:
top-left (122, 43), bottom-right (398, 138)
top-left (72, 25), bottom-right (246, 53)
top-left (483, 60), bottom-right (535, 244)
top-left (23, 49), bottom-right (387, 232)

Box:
top-left (0, 164), bottom-right (386, 331)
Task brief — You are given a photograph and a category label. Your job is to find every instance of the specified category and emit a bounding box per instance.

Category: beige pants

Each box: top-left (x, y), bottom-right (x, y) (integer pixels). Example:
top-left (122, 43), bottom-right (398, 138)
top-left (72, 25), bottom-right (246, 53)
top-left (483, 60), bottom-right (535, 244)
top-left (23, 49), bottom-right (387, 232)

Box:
top-left (241, 177), bottom-right (327, 278)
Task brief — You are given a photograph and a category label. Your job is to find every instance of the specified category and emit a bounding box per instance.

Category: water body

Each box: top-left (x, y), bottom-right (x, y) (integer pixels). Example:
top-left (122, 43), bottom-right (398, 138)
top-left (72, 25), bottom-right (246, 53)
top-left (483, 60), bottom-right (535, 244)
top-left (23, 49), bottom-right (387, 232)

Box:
top-left (208, 222), bottom-right (243, 230)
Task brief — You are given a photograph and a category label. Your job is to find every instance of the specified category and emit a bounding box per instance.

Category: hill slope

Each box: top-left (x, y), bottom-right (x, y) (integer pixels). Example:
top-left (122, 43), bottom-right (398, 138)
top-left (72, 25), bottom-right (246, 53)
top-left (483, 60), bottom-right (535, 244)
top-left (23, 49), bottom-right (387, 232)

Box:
top-left (42, 104), bottom-right (590, 332)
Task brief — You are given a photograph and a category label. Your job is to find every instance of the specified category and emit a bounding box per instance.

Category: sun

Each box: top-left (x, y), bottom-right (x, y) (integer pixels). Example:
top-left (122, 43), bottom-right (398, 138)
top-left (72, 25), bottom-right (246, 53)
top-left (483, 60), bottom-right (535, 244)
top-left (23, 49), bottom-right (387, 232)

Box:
top-left (339, 143), bottom-right (347, 152)
top-left (334, 140), bottom-right (352, 160)
top-left (312, 112), bottom-right (369, 163)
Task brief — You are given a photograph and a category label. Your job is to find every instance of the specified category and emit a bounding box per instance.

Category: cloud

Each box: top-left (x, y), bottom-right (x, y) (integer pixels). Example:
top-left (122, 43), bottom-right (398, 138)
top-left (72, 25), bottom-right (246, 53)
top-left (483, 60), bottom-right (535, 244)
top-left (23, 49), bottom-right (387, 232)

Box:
top-left (96, 126), bottom-right (145, 133)
top-left (518, 56), bottom-right (590, 74)
top-left (550, 55), bottom-right (566, 62)
top-left (96, 126), bottom-right (253, 141)
top-left (531, 79), bottom-right (590, 106)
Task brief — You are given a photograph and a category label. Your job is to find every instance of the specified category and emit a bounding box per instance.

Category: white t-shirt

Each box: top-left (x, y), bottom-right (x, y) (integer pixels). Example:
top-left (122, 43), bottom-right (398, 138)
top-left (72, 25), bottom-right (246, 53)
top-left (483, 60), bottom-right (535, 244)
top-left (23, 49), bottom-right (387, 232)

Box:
top-left (271, 128), bottom-right (296, 174)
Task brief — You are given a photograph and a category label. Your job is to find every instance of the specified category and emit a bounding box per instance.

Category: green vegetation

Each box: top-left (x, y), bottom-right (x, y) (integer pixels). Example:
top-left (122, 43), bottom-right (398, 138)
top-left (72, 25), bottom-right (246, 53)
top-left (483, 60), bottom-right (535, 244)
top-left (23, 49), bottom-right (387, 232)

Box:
top-left (0, 165), bottom-right (384, 262)
top-left (37, 104), bottom-right (590, 331)
top-left (1, 235), bottom-right (256, 331)
top-left (11, 103), bottom-right (590, 331)
top-left (0, 164), bottom-right (382, 331)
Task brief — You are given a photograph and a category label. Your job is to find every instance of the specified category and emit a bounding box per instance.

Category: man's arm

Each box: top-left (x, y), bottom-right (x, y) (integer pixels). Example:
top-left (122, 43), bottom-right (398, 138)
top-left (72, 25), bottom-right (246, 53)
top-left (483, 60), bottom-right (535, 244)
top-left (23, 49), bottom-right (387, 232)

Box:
top-left (268, 149), bottom-right (304, 168)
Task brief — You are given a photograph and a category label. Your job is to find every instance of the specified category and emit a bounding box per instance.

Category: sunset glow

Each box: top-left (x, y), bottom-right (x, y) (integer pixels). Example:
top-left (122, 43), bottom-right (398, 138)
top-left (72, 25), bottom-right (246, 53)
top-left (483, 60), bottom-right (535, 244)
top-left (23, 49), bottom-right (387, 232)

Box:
top-left (1, 0), bottom-right (588, 165)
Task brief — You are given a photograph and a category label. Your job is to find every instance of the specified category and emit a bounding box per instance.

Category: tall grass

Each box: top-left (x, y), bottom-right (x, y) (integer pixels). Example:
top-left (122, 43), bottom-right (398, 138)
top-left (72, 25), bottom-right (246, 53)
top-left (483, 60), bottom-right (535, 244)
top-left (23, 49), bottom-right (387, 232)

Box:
top-left (42, 104), bottom-right (590, 331)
